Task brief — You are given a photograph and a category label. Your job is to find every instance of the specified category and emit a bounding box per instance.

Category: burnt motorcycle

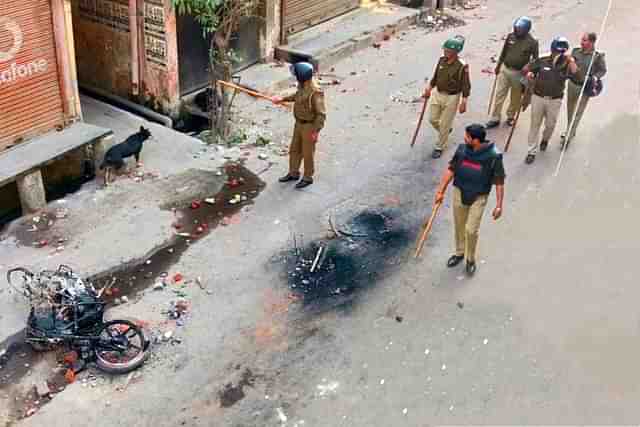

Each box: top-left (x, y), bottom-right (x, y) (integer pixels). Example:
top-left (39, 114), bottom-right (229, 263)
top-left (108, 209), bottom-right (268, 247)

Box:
top-left (6, 265), bottom-right (148, 375)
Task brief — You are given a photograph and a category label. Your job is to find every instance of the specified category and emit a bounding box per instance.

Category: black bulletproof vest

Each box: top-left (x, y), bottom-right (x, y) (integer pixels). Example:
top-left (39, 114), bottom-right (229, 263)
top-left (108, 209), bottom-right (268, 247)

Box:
top-left (452, 144), bottom-right (500, 205)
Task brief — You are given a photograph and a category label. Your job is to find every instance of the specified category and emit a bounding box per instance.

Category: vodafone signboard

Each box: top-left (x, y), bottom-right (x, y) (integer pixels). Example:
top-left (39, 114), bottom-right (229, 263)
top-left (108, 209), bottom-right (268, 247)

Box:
top-left (0, 0), bottom-right (64, 149)
top-left (0, 17), bottom-right (50, 87)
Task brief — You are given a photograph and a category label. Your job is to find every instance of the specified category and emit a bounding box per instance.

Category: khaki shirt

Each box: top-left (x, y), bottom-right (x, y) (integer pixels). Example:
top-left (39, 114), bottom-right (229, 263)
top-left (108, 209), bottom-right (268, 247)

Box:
top-left (283, 82), bottom-right (326, 131)
top-left (570, 48), bottom-right (607, 84)
top-left (429, 56), bottom-right (471, 98)
top-left (499, 33), bottom-right (539, 70)
top-left (528, 54), bottom-right (574, 98)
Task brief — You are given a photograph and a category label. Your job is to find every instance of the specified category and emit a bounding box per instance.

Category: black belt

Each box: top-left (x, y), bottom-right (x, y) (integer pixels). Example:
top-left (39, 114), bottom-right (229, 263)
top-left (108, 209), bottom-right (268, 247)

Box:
top-left (437, 89), bottom-right (461, 95)
top-left (534, 93), bottom-right (563, 100)
top-left (503, 64), bottom-right (524, 71)
top-left (296, 119), bottom-right (313, 124)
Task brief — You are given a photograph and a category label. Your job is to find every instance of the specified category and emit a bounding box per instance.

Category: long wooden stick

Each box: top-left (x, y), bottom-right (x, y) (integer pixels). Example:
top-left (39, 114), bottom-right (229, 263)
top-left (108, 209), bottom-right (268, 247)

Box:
top-left (410, 95), bottom-right (430, 147)
top-left (487, 74), bottom-right (498, 115)
top-left (503, 86), bottom-right (530, 152)
top-left (217, 80), bottom-right (274, 101)
top-left (414, 200), bottom-right (443, 258)
top-left (217, 80), bottom-right (291, 110)
top-left (503, 105), bottom-right (521, 153)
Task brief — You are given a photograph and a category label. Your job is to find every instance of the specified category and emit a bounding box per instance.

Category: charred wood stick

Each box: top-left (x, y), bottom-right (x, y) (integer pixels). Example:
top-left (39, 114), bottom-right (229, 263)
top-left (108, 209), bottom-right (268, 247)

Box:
top-left (310, 246), bottom-right (324, 273)
top-left (414, 200), bottom-right (443, 259)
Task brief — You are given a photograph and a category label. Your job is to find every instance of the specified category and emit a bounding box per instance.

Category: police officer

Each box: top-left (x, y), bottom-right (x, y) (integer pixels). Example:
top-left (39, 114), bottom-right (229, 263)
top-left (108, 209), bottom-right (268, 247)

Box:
top-left (562, 32), bottom-right (607, 146)
top-left (424, 36), bottom-right (471, 159)
top-left (523, 37), bottom-right (578, 164)
top-left (434, 124), bottom-right (505, 276)
top-left (273, 62), bottom-right (327, 189)
top-left (486, 16), bottom-right (539, 128)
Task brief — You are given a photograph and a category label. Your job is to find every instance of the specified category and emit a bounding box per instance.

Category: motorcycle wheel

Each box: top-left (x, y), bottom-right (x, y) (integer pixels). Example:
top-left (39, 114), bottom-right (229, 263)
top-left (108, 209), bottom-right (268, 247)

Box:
top-left (95, 320), bottom-right (147, 375)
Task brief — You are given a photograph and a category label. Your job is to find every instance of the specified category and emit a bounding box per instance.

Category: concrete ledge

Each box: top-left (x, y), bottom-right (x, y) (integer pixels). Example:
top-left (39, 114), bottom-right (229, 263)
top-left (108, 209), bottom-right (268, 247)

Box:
top-left (275, 4), bottom-right (420, 72)
top-left (0, 122), bottom-right (112, 187)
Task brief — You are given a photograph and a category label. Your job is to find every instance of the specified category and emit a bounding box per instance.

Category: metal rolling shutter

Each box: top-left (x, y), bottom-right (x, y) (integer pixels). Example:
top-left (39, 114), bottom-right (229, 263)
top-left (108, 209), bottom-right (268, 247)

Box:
top-left (282, 0), bottom-right (360, 41)
top-left (0, 0), bottom-right (64, 152)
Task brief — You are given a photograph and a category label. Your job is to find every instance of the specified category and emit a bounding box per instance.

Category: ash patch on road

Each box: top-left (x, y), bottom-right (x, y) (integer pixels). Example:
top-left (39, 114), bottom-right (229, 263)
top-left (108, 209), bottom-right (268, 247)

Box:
top-left (276, 209), bottom-right (411, 313)
top-left (218, 367), bottom-right (257, 408)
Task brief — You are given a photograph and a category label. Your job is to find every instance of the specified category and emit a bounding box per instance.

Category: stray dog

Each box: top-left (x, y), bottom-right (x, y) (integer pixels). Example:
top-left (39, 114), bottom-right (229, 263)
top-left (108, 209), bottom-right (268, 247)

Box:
top-left (100, 126), bottom-right (152, 185)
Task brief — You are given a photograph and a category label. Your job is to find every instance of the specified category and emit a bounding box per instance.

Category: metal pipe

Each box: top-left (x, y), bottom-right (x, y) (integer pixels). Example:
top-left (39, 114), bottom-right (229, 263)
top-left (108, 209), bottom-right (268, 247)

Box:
top-left (129, 0), bottom-right (139, 96)
top-left (79, 83), bottom-right (174, 128)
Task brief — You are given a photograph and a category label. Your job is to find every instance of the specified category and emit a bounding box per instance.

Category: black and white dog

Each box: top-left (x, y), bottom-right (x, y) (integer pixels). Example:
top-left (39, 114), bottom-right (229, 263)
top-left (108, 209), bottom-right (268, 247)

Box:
top-left (100, 126), bottom-right (152, 185)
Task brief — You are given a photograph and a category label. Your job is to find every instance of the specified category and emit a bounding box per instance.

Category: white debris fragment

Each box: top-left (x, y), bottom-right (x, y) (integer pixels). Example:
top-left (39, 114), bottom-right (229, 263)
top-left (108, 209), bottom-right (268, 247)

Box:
top-left (380, 379), bottom-right (385, 385)
top-left (317, 381), bottom-right (340, 396)
top-left (276, 407), bottom-right (288, 423)
top-left (483, 338), bottom-right (489, 345)
top-left (449, 405), bottom-right (454, 411)
top-left (204, 198), bottom-right (216, 205)
top-left (424, 349), bottom-right (430, 355)
top-left (441, 364), bottom-right (447, 371)
top-left (402, 408), bottom-right (408, 415)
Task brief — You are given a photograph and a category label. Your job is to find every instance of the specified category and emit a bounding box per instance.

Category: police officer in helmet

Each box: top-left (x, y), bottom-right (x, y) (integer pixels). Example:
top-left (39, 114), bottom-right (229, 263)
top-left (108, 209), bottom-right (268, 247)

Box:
top-left (273, 62), bottom-right (327, 189)
top-left (486, 16), bottom-right (539, 129)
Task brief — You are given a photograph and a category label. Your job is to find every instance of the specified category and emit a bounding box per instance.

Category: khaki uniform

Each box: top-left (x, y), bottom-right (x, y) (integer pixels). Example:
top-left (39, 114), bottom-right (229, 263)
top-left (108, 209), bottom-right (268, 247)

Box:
top-left (491, 33), bottom-right (539, 122)
top-left (283, 81), bottom-right (326, 180)
top-left (453, 187), bottom-right (488, 263)
top-left (448, 144), bottom-right (505, 264)
top-left (526, 54), bottom-right (574, 154)
top-left (428, 56), bottom-right (471, 150)
top-left (566, 48), bottom-right (607, 140)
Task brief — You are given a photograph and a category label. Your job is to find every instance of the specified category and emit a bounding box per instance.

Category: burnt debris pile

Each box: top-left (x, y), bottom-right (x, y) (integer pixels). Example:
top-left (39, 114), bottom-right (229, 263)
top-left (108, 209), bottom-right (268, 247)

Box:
top-left (284, 210), bottom-right (411, 311)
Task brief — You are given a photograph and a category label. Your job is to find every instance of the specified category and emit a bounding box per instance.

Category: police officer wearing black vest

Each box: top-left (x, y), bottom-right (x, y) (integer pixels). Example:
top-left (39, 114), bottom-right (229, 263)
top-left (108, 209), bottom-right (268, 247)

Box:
top-left (434, 124), bottom-right (505, 276)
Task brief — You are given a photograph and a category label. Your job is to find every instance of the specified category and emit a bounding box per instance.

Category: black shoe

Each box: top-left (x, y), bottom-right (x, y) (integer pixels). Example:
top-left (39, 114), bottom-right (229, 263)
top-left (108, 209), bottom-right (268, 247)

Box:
top-left (506, 118), bottom-right (515, 127)
top-left (295, 179), bottom-right (313, 189)
top-left (485, 120), bottom-right (500, 129)
top-left (279, 174), bottom-right (299, 183)
top-left (525, 154), bottom-right (536, 164)
top-left (447, 254), bottom-right (464, 268)
top-left (539, 140), bottom-right (549, 152)
top-left (466, 261), bottom-right (477, 276)
top-left (432, 149), bottom-right (443, 159)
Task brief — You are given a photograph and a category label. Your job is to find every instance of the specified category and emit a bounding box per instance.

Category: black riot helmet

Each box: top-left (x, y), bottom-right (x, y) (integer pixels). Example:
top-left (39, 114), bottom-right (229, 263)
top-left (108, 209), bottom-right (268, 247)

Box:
top-left (290, 62), bottom-right (314, 83)
top-left (551, 36), bottom-right (570, 54)
top-left (513, 16), bottom-right (532, 38)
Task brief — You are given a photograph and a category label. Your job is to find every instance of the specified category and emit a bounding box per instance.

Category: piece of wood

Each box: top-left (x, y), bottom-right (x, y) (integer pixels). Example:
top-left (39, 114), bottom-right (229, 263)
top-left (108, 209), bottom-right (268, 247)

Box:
top-left (410, 95), bottom-right (429, 148)
top-left (217, 80), bottom-right (292, 111)
top-left (310, 246), bottom-right (324, 273)
top-left (487, 74), bottom-right (498, 115)
top-left (414, 200), bottom-right (443, 259)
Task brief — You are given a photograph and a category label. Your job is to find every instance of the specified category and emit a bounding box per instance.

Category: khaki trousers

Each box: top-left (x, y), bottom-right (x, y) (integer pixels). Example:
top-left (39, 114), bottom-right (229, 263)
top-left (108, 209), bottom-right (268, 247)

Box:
top-left (428, 89), bottom-right (461, 150)
top-left (288, 122), bottom-right (316, 180)
top-left (453, 187), bottom-right (488, 263)
top-left (490, 66), bottom-right (523, 122)
top-left (566, 80), bottom-right (590, 140)
top-left (527, 94), bottom-right (562, 155)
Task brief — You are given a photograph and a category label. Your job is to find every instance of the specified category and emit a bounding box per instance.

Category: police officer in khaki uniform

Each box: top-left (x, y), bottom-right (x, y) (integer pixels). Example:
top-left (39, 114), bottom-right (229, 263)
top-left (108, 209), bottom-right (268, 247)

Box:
top-left (486, 16), bottom-right (539, 128)
top-left (562, 32), bottom-right (607, 146)
top-left (425, 36), bottom-right (471, 159)
top-left (523, 37), bottom-right (578, 164)
top-left (274, 62), bottom-right (327, 189)
top-left (434, 124), bottom-right (505, 276)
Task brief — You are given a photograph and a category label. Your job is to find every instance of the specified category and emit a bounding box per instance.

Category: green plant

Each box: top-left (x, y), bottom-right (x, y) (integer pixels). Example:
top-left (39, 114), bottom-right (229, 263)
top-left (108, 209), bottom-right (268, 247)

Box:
top-left (171, 0), bottom-right (259, 143)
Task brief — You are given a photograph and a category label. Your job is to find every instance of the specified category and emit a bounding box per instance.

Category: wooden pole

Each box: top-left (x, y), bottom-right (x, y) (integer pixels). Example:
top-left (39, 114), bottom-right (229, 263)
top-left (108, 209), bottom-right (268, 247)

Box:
top-left (217, 80), bottom-right (291, 110)
top-left (414, 200), bottom-right (443, 259)
top-left (504, 86), bottom-right (530, 152)
top-left (487, 74), bottom-right (498, 116)
top-left (410, 95), bottom-right (429, 147)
